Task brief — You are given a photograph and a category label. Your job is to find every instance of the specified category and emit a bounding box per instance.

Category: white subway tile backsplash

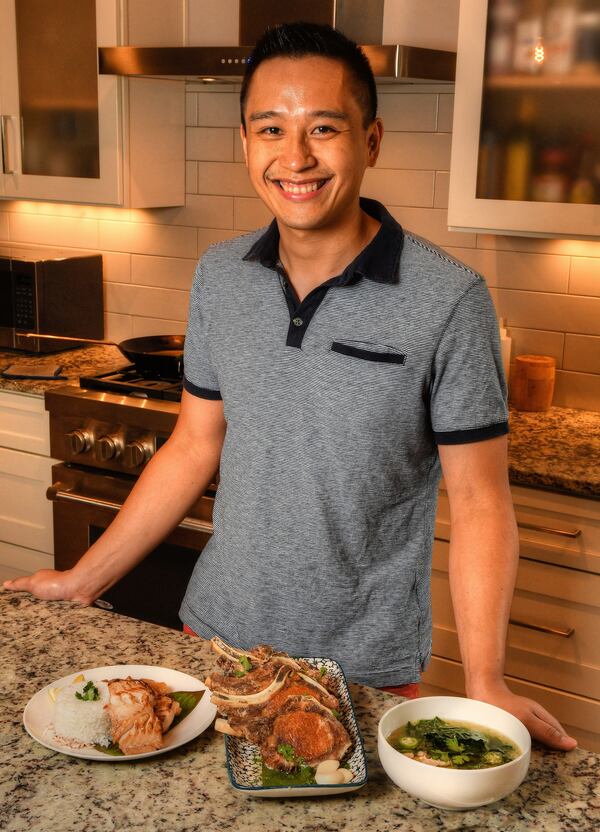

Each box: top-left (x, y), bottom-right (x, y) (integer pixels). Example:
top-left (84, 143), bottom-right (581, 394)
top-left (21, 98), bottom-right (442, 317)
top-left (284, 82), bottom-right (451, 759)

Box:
top-left (0, 211), bottom-right (9, 240)
top-left (437, 94), bottom-right (454, 132)
top-left (434, 172), bottom-right (450, 209)
top-left (186, 93), bottom-right (198, 127)
top-left (388, 206), bottom-right (477, 248)
top-left (148, 195), bottom-right (234, 231)
top-left (9, 212), bottom-right (99, 249)
top-left (564, 334), bottom-right (600, 374)
top-left (196, 92), bottom-right (240, 128)
top-left (104, 312), bottom-right (133, 343)
top-left (362, 169), bottom-right (434, 208)
top-left (553, 369), bottom-right (600, 411)
top-left (187, 127), bottom-right (234, 161)
top-left (507, 327), bottom-right (564, 368)
top-left (198, 228), bottom-right (239, 255)
top-left (106, 282), bottom-right (189, 321)
top-left (234, 130), bottom-right (245, 163)
top-left (444, 247), bottom-right (570, 292)
top-left (186, 161), bottom-right (198, 194)
top-left (569, 257), bottom-right (600, 297)
top-left (378, 132), bottom-right (451, 170)
top-left (102, 251), bottom-right (131, 284)
top-left (197, 161), bottom-right (255, 198)
top-left (477, 233), bottom-right (600, 259)
top-left (234, 197), bottom-right (273, 231)
top-left (132, 316), bottom-right (186, 337)
top-left (377, 94), bottom-right (437, 132)
top-left (489, 288), bottom-right (600, 337)
top-left (99, 220), bottom-right (197, 258)
top-left (131, 254), bottom-right (196, 290)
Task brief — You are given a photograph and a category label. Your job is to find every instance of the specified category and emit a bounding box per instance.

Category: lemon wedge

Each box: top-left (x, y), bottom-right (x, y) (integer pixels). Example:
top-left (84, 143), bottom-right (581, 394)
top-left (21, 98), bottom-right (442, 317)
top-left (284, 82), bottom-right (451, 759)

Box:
top-left (73, 674), bottom-right (85, 683)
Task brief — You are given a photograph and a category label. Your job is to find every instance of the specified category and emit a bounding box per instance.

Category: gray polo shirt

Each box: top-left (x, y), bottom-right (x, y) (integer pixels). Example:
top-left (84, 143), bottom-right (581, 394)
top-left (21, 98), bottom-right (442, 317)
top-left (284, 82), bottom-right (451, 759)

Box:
top-left (180, 198), bottom-right (508, 687)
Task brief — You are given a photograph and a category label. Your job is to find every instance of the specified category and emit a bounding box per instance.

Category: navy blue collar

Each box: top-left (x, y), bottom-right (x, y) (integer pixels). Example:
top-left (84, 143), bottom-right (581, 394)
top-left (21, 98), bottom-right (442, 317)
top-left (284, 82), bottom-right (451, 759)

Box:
top-left (242, 197), bottom-right (403, 286)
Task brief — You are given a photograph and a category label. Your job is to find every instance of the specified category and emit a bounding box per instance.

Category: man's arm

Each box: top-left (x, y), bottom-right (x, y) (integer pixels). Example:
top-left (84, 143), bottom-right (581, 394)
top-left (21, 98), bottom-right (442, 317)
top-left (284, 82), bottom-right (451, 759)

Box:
top-left (439, 435), bottom-right (577, 751)
top-left (3, 390), bottom-right (226, 604)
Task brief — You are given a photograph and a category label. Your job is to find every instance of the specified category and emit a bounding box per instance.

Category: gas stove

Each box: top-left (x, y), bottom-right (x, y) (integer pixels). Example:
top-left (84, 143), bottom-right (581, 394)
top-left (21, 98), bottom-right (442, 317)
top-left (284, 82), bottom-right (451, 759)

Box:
top-left (79, 366), bottom-right (183, 401)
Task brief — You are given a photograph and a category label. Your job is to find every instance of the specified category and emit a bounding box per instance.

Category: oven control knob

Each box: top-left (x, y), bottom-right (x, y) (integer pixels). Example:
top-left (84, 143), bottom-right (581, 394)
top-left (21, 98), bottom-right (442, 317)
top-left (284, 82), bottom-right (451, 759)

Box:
top-left (96, 434), bottom-right (122, 462)
top-left (67, 429), bottom-right (92, 455)
top-left (124, 440), bottom-right (151, 469)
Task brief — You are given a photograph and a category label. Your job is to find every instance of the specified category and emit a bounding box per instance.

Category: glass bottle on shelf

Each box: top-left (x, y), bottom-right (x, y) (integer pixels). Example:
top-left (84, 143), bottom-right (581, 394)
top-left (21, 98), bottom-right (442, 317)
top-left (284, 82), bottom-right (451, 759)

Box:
top-left (531, 143), bottom-right (571, 201)
top-left (487, 0), bottom-right (521, 76)
top-left (513, 0), bottom-right (546, 74)
top-left (573, 0), bottom-right (600, 75)
top-left (503, 97), bottom-right (536, 201)
top-left (543, 0), bottom-right (579, 75)
top-left (477, 128), bottom-right (504, 199)
top-left (569, 136), bottom-right (598, 203)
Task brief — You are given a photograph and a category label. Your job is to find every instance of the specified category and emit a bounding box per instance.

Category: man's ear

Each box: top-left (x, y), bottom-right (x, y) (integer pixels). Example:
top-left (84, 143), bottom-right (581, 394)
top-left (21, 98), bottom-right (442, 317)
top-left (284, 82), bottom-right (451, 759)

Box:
top-left (367, 118), bottom-right (384, 166)
top-left (240, 123), bottom-right (249, 166)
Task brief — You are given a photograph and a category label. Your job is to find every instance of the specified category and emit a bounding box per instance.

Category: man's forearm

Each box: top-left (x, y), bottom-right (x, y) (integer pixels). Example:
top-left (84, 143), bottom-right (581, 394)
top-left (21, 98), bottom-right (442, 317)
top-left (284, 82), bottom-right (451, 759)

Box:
top-left (448, 499), bottom-right (519, 695)
top-left (68, 432), bottom-right (220, 602)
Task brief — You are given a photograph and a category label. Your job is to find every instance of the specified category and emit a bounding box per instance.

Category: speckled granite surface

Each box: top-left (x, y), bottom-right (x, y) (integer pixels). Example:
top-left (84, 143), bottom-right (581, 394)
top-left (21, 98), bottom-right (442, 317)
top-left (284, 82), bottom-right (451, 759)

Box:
top-left (0, 344), bottom-right (125, 395)
top-left (1, 594), bottom-right (598, 832)
top-left (508, 407), bottom-right (600, 500)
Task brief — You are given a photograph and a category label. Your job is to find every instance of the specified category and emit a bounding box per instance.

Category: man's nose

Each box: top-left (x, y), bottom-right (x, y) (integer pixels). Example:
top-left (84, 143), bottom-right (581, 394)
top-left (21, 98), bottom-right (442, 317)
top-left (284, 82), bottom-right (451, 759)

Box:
top-left (279, 132), bottom-right (316, 171)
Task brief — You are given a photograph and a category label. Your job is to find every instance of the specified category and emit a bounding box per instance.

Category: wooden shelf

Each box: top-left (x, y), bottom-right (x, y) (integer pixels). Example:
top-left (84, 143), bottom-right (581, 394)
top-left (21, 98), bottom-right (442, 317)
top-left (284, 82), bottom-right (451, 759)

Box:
top-left (486, 73), bottom-right (600, 91)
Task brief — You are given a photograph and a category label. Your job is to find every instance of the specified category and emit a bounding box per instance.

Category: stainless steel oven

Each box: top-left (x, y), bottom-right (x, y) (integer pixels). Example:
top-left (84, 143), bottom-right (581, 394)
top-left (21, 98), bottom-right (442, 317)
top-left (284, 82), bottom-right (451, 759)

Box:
top-left (45, 384), bottom-right (214, 629)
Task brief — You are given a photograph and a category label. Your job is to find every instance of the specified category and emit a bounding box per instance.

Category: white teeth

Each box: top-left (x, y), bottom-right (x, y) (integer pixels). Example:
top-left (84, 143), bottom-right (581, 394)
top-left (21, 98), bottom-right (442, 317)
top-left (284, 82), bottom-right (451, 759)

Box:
top-left (279, 180), bottom-right (321, 194)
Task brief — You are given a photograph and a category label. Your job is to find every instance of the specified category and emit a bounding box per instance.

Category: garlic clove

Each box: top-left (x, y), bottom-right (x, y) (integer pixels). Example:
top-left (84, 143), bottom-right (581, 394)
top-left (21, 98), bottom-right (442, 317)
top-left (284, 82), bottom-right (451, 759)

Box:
top-left (315, 770), bottom-right (345, 785)
top-left (315, 759), bottom-right (340, 775)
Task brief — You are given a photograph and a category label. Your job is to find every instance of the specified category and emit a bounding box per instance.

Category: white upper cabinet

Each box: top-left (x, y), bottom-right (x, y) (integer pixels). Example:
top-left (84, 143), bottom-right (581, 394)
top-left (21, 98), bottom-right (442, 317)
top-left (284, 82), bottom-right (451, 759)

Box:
top-left (449, 0), bottom-right (600, 240)
top-left (0, 0), bottom-right (184, 206)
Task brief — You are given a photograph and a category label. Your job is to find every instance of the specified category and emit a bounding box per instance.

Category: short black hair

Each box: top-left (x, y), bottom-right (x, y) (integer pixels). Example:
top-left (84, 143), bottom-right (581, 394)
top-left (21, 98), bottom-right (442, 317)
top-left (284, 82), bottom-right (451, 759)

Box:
top-left (240, 22), bottom-right (377, 130)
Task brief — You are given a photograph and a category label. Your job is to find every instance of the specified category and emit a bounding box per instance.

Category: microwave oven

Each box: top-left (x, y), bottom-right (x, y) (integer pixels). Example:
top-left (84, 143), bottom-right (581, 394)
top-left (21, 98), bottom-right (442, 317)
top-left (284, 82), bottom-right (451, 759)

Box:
top-left (0, 247), bottom-right (103, 353)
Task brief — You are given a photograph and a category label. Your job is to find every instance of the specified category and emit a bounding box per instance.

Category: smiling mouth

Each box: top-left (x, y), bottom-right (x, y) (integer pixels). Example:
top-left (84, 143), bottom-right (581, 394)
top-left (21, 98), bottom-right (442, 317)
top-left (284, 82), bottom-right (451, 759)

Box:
top-left (274, 179), bottom-right (329, 195)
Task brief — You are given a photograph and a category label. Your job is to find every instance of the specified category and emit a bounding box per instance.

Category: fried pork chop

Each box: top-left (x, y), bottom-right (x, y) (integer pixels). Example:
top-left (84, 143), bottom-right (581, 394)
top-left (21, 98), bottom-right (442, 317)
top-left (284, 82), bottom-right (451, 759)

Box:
top-left (205, 638), bottom-right (352, 771)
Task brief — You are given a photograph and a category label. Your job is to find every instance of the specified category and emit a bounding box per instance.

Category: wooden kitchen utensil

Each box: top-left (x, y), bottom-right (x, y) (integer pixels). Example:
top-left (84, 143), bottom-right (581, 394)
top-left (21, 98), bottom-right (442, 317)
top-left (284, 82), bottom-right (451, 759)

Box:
top-left (510, 355), bottom-right (556, 411)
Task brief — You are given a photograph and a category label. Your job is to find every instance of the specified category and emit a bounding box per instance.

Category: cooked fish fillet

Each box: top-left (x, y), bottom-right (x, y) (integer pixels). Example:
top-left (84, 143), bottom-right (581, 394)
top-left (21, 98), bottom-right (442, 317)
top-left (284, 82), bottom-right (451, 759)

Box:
top-left (106, 677), bottom-right (163, 755)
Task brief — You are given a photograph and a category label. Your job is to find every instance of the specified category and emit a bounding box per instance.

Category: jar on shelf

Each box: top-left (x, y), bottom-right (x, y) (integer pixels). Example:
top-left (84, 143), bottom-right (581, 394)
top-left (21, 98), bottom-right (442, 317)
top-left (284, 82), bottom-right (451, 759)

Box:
top-left (573, 0), bottom-right (600, 74)
top-left (531, 145), bottom-right (571, 203)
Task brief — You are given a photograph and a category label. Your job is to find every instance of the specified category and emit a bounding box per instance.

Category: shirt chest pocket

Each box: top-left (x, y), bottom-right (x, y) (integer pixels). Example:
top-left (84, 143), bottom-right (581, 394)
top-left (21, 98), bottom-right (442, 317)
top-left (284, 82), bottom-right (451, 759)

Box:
top-left (330, 339), bottom-right (406, 365)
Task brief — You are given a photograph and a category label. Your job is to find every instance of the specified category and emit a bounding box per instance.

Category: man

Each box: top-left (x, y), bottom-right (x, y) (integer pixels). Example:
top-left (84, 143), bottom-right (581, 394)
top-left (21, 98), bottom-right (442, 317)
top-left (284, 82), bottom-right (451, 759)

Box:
top-left (4, 23), bottom-right (575, 751)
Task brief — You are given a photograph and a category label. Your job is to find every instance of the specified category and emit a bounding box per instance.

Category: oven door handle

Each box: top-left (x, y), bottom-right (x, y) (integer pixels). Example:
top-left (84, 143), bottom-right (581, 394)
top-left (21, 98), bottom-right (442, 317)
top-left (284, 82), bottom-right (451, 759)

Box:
top-left (46, 483), bottom-right (214, 534)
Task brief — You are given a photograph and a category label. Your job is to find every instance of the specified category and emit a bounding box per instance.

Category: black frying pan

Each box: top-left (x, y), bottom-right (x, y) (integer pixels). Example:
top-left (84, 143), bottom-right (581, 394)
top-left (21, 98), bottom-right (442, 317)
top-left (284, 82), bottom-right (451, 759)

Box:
top-left (23, 333), bottom-right (185, 377)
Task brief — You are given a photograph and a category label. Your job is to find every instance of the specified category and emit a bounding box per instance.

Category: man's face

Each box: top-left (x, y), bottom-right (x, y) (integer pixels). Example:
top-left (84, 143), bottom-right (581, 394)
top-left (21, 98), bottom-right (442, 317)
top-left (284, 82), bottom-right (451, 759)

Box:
top-left (241, 56), bottom-right (383, 233)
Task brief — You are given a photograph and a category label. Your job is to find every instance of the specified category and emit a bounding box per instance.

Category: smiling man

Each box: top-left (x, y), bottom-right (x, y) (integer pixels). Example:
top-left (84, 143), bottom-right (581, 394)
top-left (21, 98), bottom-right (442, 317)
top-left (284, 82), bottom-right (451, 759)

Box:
top-left (5, 23), bottom-right (576, 752)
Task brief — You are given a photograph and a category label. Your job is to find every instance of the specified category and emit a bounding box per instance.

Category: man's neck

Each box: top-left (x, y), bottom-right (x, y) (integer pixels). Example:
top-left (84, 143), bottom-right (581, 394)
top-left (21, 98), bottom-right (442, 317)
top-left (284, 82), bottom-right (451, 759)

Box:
top-left (277, 206), bottom-right (381, 303)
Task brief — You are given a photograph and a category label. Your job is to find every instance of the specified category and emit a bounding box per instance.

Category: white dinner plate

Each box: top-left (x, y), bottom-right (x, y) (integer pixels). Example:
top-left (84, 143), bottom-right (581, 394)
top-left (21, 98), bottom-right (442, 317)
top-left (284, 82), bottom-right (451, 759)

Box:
top-left (23, 664), bottom-right (217, 761)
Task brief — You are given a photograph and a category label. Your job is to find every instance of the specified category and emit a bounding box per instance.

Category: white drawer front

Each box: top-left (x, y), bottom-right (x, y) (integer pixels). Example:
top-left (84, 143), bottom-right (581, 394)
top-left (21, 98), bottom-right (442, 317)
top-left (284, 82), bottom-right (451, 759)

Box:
top-left (0, 539), bottom-right (53, 573)
top-left (0, 391), bottom-right (50, 456)
top-left (0, 447), bottom-right (54, 553)
top-left (431, 541), bottom-right (600, 700)
top-left (436, 486), bottom-right (600, 574)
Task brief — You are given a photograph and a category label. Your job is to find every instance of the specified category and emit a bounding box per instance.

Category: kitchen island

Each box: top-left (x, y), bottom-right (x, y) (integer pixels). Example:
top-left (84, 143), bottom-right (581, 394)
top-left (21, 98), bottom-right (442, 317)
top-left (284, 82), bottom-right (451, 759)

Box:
top-left (1, 594), bottom-right (598, 832)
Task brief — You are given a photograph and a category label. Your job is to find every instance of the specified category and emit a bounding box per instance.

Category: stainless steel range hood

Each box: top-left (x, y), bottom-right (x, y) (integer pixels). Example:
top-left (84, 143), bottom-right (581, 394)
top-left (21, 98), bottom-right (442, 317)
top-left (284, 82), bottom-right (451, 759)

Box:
top-left (98, 0), bottom-right (455, 84)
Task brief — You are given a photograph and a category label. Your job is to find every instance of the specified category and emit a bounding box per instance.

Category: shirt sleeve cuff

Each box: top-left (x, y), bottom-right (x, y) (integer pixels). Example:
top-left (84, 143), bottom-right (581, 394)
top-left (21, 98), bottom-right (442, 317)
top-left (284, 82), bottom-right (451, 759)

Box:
top-left (183, 376), bottom-right (222, 400)
top-left (434, 420), bottom-right (509, 445)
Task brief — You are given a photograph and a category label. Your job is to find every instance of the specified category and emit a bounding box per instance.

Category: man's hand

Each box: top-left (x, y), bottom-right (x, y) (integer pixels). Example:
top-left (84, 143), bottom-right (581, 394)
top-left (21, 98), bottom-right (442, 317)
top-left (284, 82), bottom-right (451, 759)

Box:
top-left (470, 679), bottom-right (577, 751)
top-left (2, 569), bottom-right (93, 604)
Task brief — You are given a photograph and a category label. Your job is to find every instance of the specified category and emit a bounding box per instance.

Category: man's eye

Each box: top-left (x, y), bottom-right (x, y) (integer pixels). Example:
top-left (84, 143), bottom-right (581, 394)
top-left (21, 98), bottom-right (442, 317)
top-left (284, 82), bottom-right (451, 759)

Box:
top-left (259, 126), bottom-right (281, 136)
top-left (313, 125), bottom-right (336, 135)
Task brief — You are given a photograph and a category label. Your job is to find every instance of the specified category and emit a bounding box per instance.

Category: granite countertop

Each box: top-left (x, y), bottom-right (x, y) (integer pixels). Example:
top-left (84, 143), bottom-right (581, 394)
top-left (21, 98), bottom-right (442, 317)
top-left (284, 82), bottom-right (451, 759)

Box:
top-left (508, 407), bottom-right (600, 500)
top-left (1, 594), bottom-right (598, 832)
top-left (0, 344), bottom-right (125, 395)
top-left (0, 345), bottom-right (598, 500)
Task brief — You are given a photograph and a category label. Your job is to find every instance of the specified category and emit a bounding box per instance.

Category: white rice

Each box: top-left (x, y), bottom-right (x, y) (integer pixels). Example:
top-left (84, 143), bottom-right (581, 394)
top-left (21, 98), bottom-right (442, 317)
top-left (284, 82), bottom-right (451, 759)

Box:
top-left (53, 680), bottom-right (112, 747)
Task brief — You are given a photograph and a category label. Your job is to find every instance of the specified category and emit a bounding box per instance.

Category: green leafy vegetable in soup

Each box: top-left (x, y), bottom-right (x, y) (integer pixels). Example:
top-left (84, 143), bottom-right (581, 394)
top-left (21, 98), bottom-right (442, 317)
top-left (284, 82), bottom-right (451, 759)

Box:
top-left (387, 716), bottom-right (519, 769)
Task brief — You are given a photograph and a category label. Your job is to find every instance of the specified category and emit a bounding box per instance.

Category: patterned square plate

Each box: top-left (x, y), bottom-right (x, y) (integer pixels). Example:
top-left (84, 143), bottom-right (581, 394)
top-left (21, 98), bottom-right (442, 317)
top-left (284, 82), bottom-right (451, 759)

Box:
top-left (224, 656), bottom-right (368, 797)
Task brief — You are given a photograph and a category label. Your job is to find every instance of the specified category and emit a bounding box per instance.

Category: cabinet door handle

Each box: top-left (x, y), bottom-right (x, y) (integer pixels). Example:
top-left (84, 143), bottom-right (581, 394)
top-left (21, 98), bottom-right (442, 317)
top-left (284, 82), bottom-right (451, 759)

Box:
top-left (509, 618), bottom-right (574, 638)
top-left (1, 115), bottom-right (20, 174)
top-left (517, 520), bottom-right (581, 539)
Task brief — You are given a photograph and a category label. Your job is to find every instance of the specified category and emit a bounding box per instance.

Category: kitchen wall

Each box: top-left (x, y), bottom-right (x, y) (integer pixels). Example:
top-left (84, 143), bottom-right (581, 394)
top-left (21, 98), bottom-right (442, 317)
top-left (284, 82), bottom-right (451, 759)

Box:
top-left (0, 82), bottom-right (599, 410)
